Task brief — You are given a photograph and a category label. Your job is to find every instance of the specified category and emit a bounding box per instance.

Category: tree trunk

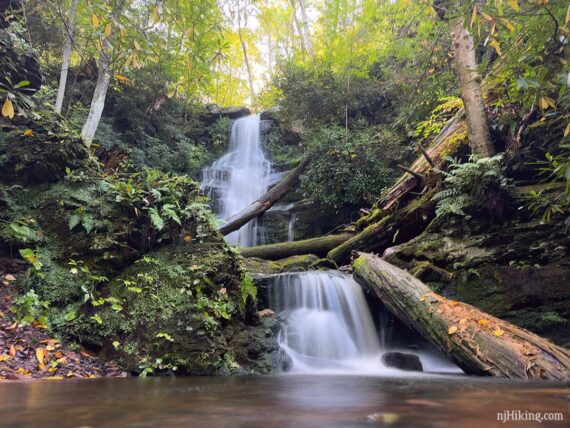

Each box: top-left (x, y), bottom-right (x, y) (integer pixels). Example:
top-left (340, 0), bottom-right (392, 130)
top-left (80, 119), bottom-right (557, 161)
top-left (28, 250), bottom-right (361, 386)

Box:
top-left (352, 253), bottom-right (570, 381)
top-left (297, 0), bottom-right (314, 58)
top-left (288, 0), bottom-right (307, 54)
top-left (448, 16), bottom-right (494, 156)
top-left (217, 157), bottom-right (311, 236)
top-left (54, 0), bottom-right (78, 114)
top-left (240, 233), bottom-right (354, 260)
top-left (236, 1), bottom-right (255, 102)
top-left (81, 0), bottom-right (124, 146)
top-left (327, 190), bottom-right (436, 264)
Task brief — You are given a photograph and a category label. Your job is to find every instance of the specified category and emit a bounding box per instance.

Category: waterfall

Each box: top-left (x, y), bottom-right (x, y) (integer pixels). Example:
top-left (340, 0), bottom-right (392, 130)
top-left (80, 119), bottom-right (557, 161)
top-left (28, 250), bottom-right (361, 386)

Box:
top-left (202, 115), bottom-right (271, 247)
top-left (287, 214), bottom-right (296, 242)
top-left (269, 271), bottom-right (384, 373)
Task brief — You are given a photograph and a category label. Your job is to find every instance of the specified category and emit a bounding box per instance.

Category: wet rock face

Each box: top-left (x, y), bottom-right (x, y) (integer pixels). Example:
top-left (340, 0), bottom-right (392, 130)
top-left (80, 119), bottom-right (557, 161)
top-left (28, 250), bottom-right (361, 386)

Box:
top-left (203, 104), bottom-right (251, 122)
top-left (381, 352), bottom-right (423, 372)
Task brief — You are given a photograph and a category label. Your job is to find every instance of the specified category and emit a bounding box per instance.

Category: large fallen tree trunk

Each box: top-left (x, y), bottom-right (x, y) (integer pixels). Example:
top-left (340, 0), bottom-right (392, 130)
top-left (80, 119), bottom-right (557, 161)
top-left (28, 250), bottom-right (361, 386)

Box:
top-left (353, 253), bottom-right (570, 381)
top-left (239, 233), bottom-right (354, 260)
top-left (217, 157), bottom-right (310, 236)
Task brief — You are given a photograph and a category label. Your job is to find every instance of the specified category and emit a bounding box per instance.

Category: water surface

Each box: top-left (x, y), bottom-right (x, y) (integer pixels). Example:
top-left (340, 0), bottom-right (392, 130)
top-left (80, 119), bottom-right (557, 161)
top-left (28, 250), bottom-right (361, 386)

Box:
top-left (0, 375), bottom-right (567, 427)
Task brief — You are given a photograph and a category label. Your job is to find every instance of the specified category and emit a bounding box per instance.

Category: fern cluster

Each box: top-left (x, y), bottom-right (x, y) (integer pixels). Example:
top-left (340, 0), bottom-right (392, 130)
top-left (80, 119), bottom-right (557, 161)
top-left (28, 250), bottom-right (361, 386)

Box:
top-left (433, 154), bottom-right (511, 219)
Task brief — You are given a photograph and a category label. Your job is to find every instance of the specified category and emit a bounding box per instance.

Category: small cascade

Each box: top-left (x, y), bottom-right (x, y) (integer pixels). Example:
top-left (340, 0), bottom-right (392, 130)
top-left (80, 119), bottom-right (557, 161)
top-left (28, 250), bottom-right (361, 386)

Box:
top-left (287, 214), bottom-right (296, 242)
top-left (269, 271), bottom-right (384, 373)
top-left (202, 115), bottom-right (271, 247)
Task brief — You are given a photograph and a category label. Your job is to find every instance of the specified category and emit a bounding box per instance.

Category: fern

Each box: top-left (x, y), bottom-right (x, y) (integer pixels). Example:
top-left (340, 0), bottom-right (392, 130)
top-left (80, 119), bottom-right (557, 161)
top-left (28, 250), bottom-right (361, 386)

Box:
top-left (433, 154), bottom-right (510, 219)
top-left (148, 207), bottom-right (164, 230)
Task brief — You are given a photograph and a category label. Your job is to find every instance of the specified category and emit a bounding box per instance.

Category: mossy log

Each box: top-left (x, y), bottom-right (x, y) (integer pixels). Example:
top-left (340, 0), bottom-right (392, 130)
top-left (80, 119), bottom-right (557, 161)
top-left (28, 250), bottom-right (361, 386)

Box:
top-left (239, 233), bottom-right (354, 260)
top-left (375, 111), bottom-right (467, 212)
top-left (353, 253), bottom-right (570, 381)
top-left (328, 191), bottom-right (435, 264)
top-left (218, 157), bottom-right (310, 236)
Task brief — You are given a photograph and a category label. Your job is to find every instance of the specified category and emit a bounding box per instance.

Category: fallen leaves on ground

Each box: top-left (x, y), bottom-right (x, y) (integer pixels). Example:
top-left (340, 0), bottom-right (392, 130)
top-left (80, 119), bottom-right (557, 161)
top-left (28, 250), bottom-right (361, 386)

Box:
top-left (0, 272), bottom-right (126, 380)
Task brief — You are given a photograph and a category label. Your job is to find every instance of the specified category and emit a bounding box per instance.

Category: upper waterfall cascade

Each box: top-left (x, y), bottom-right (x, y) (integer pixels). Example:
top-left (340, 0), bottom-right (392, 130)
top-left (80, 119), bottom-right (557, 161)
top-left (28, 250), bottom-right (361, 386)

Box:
top-left (202, 115), bottom-right (272, 247)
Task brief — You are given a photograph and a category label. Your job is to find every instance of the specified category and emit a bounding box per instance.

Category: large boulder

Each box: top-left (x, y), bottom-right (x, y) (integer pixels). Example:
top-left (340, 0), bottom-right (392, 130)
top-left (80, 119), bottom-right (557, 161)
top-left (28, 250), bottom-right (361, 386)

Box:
top-left (203, 104), bottom-right (251, 122)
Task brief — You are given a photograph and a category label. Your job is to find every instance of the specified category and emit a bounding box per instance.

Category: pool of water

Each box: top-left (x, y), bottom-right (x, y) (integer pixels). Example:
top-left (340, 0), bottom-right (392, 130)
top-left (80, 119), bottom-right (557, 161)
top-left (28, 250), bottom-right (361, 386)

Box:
top-left (0, 375), bottom-right (567, 427)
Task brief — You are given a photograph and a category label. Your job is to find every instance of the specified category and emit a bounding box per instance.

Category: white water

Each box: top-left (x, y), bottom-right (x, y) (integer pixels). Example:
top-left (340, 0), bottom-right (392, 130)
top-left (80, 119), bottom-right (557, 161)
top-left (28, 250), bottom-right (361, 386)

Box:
top-left (269, 270), bottom-right (462, 375)
top-left (202, 115), bottom-right (271, 246)
top-left (269, 271), bottom-right (385, 373)
top-left (287, 214), bottom-right (296, 242)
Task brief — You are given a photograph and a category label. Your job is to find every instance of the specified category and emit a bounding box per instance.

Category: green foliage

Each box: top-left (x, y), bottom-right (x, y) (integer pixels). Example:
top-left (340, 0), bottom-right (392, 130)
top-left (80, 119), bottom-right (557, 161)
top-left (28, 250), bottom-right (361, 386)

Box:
top-left (433, 154), bottom-right (511, 220)
top-left (300, 122), bottom-right (400, 208)
top-left (10, 290), bottom-right (49, 326)
top-left (526, 145), bottom-right (570, 230)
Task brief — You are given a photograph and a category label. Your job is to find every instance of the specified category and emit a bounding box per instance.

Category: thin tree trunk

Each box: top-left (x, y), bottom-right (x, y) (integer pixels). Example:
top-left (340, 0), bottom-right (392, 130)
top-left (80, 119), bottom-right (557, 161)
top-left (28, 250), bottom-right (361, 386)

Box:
top-left (297, 0), bottom-right (314, 58)
top-left (353, 253), bottom-right (570, 380)
top-left (81, 0), bottom-right (124, 146)
top-left (55, 0), bottom-right (78, 114)
top-left (288, 0), bottom-right (306, 54)
top-left (448, 16), bottom-right (494, 156)
top-left (236, 1), bottom-right (255, 102)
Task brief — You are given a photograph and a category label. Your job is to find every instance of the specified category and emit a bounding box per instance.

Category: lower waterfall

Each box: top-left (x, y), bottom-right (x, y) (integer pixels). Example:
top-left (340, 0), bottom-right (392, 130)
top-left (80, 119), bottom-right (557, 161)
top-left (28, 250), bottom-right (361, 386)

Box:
top-left (268, 270), bottom-right (461, 375)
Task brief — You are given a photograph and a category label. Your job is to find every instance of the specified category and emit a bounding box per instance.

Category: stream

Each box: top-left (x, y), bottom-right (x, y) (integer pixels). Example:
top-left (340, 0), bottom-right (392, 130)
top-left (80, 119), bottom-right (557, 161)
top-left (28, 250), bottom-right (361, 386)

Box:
top-left (0, 376), bottom-right (567, 427)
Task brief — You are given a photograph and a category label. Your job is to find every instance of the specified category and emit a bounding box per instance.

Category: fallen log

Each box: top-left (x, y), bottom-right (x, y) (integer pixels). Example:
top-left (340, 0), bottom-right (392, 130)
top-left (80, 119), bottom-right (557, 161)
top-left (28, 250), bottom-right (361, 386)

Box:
top-left (239, 233), bottom-right (354, 260)
top-left (327, 191), bottom-right (435, 264)
top-left (217, 157), bottom-right (311, 236)
top-left (352, 253), bottom-right (570, 381)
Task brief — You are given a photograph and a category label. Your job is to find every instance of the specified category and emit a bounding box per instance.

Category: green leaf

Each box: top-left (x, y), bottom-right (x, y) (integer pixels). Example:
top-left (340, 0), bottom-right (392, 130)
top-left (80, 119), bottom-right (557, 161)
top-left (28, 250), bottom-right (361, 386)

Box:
top-left (148, 207), bottom-right (164, 230)
top-left (68, 214), bottom-right (81, 231)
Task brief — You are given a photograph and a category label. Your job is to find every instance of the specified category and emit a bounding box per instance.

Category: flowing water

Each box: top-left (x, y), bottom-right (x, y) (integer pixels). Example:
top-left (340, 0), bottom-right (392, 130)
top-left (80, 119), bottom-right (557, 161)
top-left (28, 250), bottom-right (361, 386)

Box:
top-left (0, 376), bottom-right (567, 427)
top-left (268, 271), bottom-right (461, 375)
top-left (287, 213), bottom-right (296, 242)
top-left (202, 115), bottom-right (272, 246)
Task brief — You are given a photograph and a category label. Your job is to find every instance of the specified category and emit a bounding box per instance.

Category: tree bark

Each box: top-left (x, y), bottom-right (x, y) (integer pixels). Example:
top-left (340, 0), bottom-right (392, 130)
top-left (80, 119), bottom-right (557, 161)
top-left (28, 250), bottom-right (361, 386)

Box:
top-left (240, 233), bottom-right (354, 259)
top-left (81, 0), bottom-right (125, 146)
top-left (448, 16), bottom-right (494, 156)
top-left (236, 0), bottom-right (255, 102)
top-left (353, 253), bottom-right (570, 381)
top-left (297, 0), bottom-right (314, 58)
top-left (288, 0), bottom-right (307, 55)
top-left (54, 0), bottom-right (78, 114)
top-left (217, 157), bottom-right (311, 236)
top-left (327, 191), bottom-right (436, 264)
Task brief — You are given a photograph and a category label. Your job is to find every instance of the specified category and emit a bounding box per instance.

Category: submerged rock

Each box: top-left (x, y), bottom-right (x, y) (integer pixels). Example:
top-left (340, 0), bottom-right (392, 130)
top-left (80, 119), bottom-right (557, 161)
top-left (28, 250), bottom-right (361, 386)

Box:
top-left (381, 352), bottom-right (423, 372)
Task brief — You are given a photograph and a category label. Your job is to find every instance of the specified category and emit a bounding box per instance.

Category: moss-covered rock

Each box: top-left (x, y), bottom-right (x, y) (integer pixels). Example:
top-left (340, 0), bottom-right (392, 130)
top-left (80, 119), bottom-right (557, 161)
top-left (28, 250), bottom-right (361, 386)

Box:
top-left (0, 115), bottom-right (278, 375)
top-left (385, 216), bottom-right (570, 346)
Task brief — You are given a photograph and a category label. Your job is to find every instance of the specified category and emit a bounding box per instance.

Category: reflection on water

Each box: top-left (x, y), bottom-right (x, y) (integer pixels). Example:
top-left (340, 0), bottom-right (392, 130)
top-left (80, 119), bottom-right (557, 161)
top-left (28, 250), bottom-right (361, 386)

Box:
top-left (0, 375), bottom-right (567, 427)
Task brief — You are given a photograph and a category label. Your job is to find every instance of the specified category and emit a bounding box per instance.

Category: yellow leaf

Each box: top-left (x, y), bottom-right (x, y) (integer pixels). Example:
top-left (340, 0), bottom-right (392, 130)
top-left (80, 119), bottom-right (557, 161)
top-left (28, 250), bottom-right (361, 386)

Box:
top-left (540, 96), bottom-right (556, 110)
top-left (36, 348), bottom-right (45, 370)
top-left (501, 19), bottom-right (515, 32)
top-left (0, 354), bottom-right (12, 362)
top-left (5, 274), bottom-right (16, 281)
top-left (489, 39), bottom-right (502, 56)
top-left (494, 328), bottom-right (504, 337)
top-left (449, 300), bottom-right (460, 307)
top-left (92, 14), bottom-right (100, 27)
top-left (9, 345), bottom-right (16, 356)
top-left (419, 296), bottom-right (426, 302)
top-left (448, 326), bottom-right (458, 335)
top-left (134, 40), bottom-right (141, 51)
top-left (114, 74), bottom-right (131, 82)
top-left (478, 319), bottom-right (489, 325)
top-left (480, 12), bottom-right (494, 23)
top-left (564, 122), bottom-right (570, 138)
top-left (46, 376), bottom-right (64, 380)
top-left (2, 97), bottom-right (14, 119)
top-left (459, 319), bottom-right (467, 325)
top-left (183, 235), bottom-right (192, 242)
top-left (104, 23), bottom-right (112, 37)
top-left (508, 0), bottom-right (520, 12)
top-left (470, 6), bottom-right (477, 29)
top-left (23, 129), bottom-right (33, 136)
